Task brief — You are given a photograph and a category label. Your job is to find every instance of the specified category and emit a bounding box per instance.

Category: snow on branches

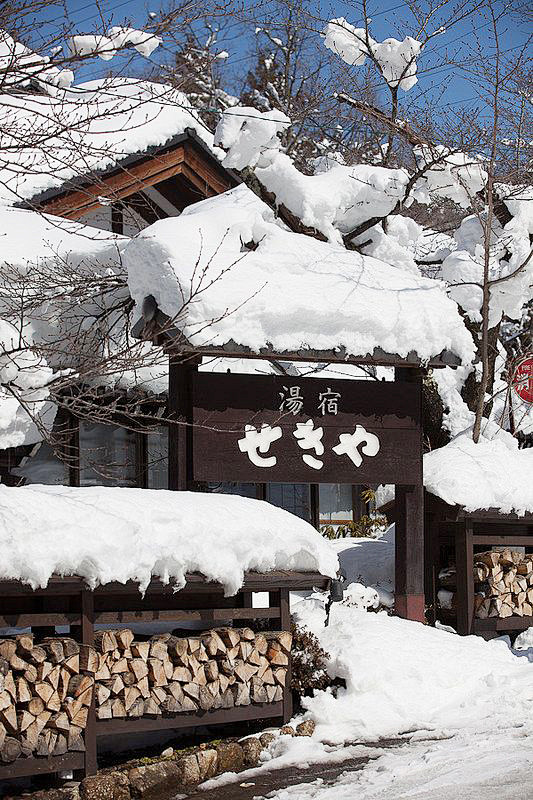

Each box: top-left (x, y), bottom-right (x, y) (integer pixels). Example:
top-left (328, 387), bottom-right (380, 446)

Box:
top-left (214, 105), bottom-right (290, 169)
top-left (324, 18), bottom-right (422, 92)
top-left (0, 30), bottom-right (74, 95)
top-left (68, 27), bottom-right (162, 62)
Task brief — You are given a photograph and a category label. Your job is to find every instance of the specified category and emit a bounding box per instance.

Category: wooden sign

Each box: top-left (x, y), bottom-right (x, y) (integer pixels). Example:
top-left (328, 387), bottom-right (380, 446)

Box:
top-left (191, 373), bottom-right (422, 485)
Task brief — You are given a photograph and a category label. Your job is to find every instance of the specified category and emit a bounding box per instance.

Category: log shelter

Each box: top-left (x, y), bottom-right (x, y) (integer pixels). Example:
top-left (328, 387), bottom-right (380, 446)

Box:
top-left (0, 571), bottom-right (328, 782)
top-left (425, 492), bottom-right (533, 637)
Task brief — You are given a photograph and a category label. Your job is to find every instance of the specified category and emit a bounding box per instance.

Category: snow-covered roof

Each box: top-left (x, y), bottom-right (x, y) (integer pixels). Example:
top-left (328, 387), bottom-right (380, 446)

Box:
top-left (0, 205), bottom-right (125, 265)
top-left (0, 485), bottom-right (338, 591)
top-left (0, 77), bottom-right (216, 206)
top-left (424, 431), bottom-right (533, 516)
top-left (125, 185), bottom-right (475, 366)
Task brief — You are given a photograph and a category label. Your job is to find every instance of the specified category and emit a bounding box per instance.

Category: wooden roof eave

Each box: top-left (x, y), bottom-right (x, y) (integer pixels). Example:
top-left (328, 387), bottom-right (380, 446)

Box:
top-left (18, 129), bottom-right (239, 220)
top-left (132, 295), bottom-right (462, 370)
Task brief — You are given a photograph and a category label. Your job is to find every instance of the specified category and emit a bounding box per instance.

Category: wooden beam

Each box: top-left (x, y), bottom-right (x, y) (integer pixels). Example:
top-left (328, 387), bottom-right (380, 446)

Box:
top-left (40, 147), bottom-right (186, 218)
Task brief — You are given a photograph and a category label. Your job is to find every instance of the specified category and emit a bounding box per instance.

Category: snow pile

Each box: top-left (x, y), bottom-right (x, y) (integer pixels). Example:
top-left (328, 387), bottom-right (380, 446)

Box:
top-left (68, 28), bottom-right (161, 61)
top-left (295, 603), bottom-right (533, 744)
top-left (124, 185), bottom-right (475, 365)
top-left (0, 78), bottom-right (215, 205)
top-left (424, 430), bottom-right (533, 515)
top-left (255, 155), bottom-right (409, 243)
top-left (341, 582), bottom-right (380, 610)
top-left (0, 30), bottom-right (74, 95)
top-left (0, 206), bottom-right (124, 267)
top-left (0, 485), bottom-right (339, 592)
top-left (215, 107), bottom-right (410, 243)
top-left (214, 106), bottom-right (290, 169)
top-left (324, 19), bottom-right (422, 91)
top-left (0, 320), bottom-right (58, 448)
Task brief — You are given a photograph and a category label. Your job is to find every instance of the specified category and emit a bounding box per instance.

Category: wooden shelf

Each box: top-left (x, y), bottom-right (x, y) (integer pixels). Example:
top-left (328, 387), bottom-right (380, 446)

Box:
top-left (474, 616), bottom-right (533, 633)
top-left (96, 702), bottom-right (284, 736)
top-left (0, 752), bottom-right (84, 781)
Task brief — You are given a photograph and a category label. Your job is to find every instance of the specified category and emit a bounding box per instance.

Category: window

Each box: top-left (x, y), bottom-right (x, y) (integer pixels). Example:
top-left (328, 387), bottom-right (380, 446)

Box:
top-left (147, 427), bottom-right (169, 489)
top-left (319, 484), bottom-right (353, 525)
top-left (266, 483), bottom-right (311, 522)
top-left (79, 423), bottom-right (137, 486)
top-left (208, 482), bottom-right (257, 498)
top-left (12, 442), bottom-right (67, 485)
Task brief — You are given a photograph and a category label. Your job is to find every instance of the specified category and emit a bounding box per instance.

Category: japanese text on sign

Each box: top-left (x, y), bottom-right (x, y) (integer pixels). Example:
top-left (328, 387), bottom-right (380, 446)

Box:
top-left (238, 420), bottom-right (380, 470)
top-left (279, 386), bottom-right (342, 416)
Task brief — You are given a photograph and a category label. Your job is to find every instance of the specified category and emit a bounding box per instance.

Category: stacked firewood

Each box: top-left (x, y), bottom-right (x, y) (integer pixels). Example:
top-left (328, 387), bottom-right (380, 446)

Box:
top-left (438, 549), bottom-right (533, 619)
top-left (0, 634), bottom-right (93, 763)
top-left (93, 627), bottom-right (290, 720)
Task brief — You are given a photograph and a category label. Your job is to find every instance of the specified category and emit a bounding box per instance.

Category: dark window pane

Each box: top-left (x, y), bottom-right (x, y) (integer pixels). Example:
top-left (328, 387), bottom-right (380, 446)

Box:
top-left (147, 427), bottom-right (169, 489)
top-left (79, 423), bottom-right (136, 486)
top-left (12, 442), bottom-right (66, 485)
top-left (267, 483), bottom-right (311, 521)
top-left (208, 482), bottom-right (257, 498)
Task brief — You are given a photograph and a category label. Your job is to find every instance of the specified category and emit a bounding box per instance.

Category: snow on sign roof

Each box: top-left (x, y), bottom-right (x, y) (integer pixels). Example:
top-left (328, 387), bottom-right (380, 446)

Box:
top-left (0, 77), bottom-right (216, 206)
top-left (0, 485), bottom-right (339, 592)
top-left (424, 431), bottom-right (533, 516)
top-left (124, 186), bottom-right (475, 366)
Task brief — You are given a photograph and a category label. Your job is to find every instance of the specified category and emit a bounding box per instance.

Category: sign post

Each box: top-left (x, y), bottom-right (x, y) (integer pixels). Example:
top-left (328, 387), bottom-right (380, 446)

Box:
top-left (168, 364), bottom-right (426, 623)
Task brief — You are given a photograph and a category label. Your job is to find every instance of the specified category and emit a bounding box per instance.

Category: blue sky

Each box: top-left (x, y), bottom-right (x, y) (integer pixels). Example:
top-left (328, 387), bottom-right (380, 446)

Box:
top-left (26, 0), bottom-right (531, 118)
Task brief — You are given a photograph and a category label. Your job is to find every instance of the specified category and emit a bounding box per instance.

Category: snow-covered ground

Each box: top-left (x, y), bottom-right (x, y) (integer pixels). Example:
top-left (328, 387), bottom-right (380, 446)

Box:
top-left (205, 601), bottom-right (533, 799)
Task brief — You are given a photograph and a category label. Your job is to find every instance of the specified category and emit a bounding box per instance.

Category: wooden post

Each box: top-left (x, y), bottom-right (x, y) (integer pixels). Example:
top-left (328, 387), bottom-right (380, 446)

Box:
top-left (351, 485), bottom-right (364, 521)
top-left (81, 590), bottom-right (97, 777)
top-left (395, 484), bottom-right (425, 622)
top-left (394, 366), bottom-right (425, 623)
top-left (279, 588), bottom-right (293, 723)
top-left (455, 520), bottom-right (474, 635)
top-left (310, 484), bottom-right (320, 530)
top-left (168, 354), bottom-right (199, 490)
top-left (424, 507), bottom-right (438, 626)
top-left (135, 431), bottom-right (148, 488)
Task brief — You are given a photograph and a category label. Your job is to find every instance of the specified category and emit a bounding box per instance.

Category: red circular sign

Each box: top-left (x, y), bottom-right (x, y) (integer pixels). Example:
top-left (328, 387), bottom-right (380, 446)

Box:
top-left (512, 355), bottom-right (533, 404)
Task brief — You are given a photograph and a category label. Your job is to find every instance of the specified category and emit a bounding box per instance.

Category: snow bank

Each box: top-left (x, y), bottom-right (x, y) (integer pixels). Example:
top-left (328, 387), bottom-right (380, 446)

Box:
top-left (124, 185), bottom-right (475, 365)
top-left (0, 78), bottom-right (215, 205)
top-left (0, 485), bottom-right (338, 592)
top-left (424, 431), bottom-right (533, 515)
top-left (296, 604), bottom-right (533, 744)
top-left (0, 206), bottom-right (124, 268)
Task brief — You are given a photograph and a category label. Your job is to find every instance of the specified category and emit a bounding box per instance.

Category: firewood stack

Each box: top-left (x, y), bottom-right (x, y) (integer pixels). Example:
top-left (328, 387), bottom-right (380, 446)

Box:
top-left (93, 627), bottom-right (290, 720)
top-left (438, 549), bottom-right (533, 619)
top-left (0, 635), bottom-right (94, 764)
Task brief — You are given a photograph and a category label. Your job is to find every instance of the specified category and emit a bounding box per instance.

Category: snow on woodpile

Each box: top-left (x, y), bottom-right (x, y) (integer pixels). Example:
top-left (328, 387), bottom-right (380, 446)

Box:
top-left (424, 431), bottom-right (533, 515)
top-left (0, 485), bottom-right (339, 592)
top-left (124, 185), bottom-right (475, 364)
top-left (0, 77), bottom-right (215, 205)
